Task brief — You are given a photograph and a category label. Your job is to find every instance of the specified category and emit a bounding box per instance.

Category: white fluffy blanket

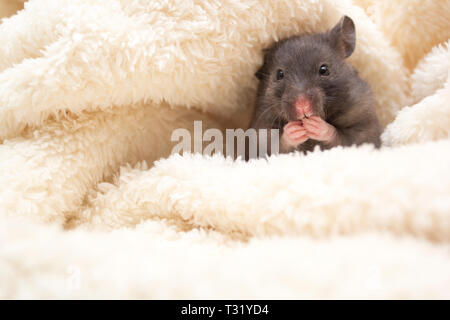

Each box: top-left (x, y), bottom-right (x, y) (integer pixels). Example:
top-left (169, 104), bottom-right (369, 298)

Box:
top-left (0, 0), bottom-right (449, 299)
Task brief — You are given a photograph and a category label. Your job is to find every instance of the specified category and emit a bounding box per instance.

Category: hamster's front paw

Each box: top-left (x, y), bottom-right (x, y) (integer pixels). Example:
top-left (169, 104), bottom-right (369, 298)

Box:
top-left (302, 116), bottom-right (337, 143)
top-left (280, 121), bottom-right (308, 151)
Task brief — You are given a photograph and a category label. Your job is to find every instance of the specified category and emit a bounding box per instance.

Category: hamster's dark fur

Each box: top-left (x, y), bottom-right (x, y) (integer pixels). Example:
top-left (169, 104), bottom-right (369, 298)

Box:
top-left (250, 16), bottom-right (381, 154)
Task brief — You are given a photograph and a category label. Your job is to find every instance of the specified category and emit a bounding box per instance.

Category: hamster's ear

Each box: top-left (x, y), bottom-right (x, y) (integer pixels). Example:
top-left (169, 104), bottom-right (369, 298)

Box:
top-left (329, 16), bottom-right (355, 58)
top-left (255, 48), bottom-right (271, 80)
top-left (255, 65), bottom-right (265, 80)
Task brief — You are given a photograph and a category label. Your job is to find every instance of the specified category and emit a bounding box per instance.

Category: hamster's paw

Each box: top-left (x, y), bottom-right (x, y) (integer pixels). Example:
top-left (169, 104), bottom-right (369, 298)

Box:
top-left (281, 121), bottom-right (308, 149)
top-left (302, 116), bottom-right (337, 142)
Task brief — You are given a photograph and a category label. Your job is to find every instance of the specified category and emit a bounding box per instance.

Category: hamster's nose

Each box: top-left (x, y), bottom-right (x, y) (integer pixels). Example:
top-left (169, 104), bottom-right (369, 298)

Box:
top-left (294, 95), bottom-right (312, 118)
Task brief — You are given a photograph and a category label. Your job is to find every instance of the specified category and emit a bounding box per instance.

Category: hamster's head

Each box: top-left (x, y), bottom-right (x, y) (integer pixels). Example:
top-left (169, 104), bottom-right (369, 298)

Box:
top-left (255, 16), bottom-right (357, 122)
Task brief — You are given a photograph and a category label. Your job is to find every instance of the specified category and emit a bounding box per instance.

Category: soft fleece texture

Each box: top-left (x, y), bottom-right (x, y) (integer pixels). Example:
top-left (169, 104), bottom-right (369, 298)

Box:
top-left (0, 0), bottom-right (449, 299)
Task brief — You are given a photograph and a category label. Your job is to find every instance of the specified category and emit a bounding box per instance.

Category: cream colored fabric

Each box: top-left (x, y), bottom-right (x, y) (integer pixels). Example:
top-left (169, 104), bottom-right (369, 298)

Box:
top-left (0, 0), bottom-right (449, 299)
top-left (354, 0), bottom-right (450, 70)
top-left (0, 0), bottom-right (24, 19)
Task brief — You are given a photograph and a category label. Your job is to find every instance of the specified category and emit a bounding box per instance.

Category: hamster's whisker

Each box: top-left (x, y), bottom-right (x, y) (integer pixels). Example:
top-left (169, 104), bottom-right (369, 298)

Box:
top-left (255, 103), bottom-right (280, 127)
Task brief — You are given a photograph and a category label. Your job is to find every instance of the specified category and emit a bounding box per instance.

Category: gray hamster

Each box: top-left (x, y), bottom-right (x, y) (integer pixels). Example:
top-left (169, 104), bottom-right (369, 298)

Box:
top-left (250, 16), bottom-right (381, 154)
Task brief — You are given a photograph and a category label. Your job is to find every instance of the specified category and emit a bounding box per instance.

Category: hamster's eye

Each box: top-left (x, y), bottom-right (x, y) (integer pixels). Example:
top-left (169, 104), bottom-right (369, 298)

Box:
top-left (276, 69), bottom-right (284, 80)
top-left (319, 64), bottom-right (330, 76)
